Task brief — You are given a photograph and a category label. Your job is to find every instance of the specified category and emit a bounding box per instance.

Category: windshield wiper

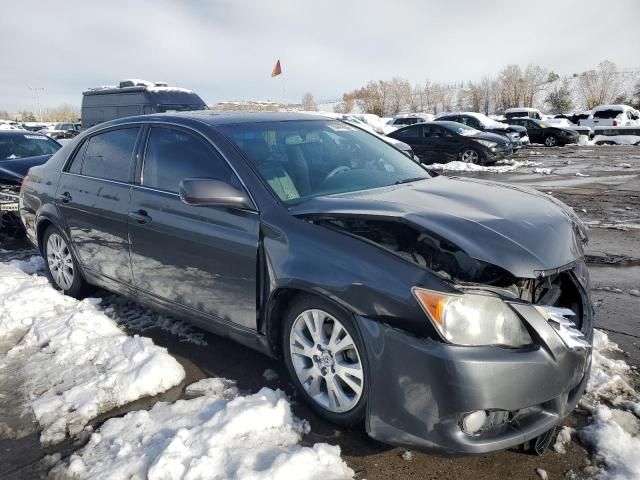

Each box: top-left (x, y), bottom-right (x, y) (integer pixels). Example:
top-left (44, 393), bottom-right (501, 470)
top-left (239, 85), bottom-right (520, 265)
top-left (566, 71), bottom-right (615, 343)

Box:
top-left (394, 176), bottom-right (429, 185)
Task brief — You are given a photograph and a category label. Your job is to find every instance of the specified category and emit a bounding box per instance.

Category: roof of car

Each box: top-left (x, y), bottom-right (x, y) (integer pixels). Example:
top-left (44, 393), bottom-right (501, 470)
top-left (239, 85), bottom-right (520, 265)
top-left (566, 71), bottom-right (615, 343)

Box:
top-left (591, 104), bottom-right (633, 111)
top-left (103, 111), bottom-right (332, 129)
top-left (0, 129), bottom-right (50, 137)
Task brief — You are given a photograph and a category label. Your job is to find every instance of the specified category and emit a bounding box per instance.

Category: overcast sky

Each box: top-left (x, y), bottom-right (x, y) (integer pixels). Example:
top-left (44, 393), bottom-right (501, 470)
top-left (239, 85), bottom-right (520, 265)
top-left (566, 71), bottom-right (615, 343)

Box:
top-left (1, 0), bottom-right (639, 111)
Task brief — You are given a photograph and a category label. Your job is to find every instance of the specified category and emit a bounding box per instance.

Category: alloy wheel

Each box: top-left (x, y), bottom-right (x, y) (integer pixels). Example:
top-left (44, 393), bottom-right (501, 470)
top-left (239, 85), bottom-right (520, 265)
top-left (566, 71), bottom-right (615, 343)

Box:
top-left (545, 136), bottom-right (557, 147)
top-left (461, 149), bottom-right (480, 164)
top-left (46, 233), bottom-right (74, 290)
top-left (289, 309), bottom-right (364, 413)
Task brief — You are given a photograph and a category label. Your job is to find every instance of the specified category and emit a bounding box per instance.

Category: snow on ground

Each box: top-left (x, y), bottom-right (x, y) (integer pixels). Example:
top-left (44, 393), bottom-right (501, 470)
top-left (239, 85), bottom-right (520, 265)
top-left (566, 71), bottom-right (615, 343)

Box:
top-left (577, 330), bottom-right (640, 480)
top-left (51, 379), bottom-right (354, 480)
top-left (429, 158), bottom-right (541, 173)
top-left (0, 261), bottom-right (185, 445)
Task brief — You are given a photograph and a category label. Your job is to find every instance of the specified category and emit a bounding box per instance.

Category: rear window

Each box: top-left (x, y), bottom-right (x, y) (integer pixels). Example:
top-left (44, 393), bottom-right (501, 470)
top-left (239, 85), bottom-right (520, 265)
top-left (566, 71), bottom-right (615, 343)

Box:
top-left (594, 109), bottom-right (622, 119)
top-left (0, 133), bottom-right (60, 160)
top-left (74, 127), bottom-right (140, 182)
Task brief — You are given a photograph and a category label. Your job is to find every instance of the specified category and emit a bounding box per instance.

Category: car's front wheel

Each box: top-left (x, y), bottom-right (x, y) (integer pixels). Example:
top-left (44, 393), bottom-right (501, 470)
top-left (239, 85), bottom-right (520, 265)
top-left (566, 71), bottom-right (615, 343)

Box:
top-left (43, 225), bottom-right (89, 298)
top-left (282, 295), bottom-right (368, 426)
top-left (544, 135), bottom-right (558, 147)
top-left (460, 148), bottom-right (482, 164)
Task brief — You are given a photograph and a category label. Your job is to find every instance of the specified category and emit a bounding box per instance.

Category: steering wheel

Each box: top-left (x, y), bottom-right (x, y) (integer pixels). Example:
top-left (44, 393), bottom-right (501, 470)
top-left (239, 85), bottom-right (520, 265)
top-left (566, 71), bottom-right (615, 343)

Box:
top-left (324, 165), bottom-right (351, 182)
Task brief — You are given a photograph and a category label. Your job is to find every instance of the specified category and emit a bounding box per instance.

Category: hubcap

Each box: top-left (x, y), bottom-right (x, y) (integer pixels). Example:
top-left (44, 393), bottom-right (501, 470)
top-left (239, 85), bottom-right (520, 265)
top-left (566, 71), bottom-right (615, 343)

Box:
top-left (46, 233), bottom-right (74, 290)
top-left (289, 309), bottom-right (364, 413)
top-left (545, 136), bottom-right (556, 147)
top-left (461, 149), bottom-right (479, 164)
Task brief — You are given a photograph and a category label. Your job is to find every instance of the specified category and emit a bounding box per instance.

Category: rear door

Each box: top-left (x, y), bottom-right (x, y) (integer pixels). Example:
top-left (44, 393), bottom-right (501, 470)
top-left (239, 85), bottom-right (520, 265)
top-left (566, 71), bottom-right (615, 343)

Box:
top-left (128, 125), bottom-right (260, 330)
top-left (525, 120), bottom-right (544, 143)
top-left (391, 125), bottom-right (425, 161)
top-left (56, 126), bottom-right (141, 286)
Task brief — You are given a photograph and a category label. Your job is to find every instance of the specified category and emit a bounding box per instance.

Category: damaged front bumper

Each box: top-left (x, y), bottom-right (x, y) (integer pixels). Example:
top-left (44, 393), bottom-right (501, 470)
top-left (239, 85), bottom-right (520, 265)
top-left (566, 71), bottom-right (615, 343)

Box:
top-left (357, 294), bottom-right (592, 455)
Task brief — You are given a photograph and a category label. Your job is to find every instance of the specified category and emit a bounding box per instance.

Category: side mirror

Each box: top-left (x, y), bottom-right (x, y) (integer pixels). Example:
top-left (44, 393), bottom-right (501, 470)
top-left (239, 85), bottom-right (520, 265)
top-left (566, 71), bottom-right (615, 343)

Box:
top-left (179, 178), bottom-right (253, 210)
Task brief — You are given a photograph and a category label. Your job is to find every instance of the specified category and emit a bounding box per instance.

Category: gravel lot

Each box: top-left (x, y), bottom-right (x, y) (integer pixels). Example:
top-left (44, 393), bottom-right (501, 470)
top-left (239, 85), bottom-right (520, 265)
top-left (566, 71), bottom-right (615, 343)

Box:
top-left (1, 144), bottom-right (639, 480)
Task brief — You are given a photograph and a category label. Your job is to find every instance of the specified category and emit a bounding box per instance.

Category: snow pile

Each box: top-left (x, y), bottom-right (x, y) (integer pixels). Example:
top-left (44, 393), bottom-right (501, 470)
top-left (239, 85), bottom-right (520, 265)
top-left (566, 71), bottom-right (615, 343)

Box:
top-left (578, 330), bottom-right (640, 480)
top-left (534, 167), bottom-right (553, 175)
top-left (592, 135), bottom-right (640, 146)
top-left (52, 380), bottom-right (354, 480)
top-left (429, 159), bottom-right (540, 173)
top-left (0, 262), bottom-right (185, 445)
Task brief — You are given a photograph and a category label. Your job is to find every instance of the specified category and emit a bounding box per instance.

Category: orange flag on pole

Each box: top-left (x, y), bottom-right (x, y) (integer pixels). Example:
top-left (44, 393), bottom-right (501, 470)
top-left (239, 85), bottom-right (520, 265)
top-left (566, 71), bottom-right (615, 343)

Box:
top-left (271, 60), bottom-right (282, 77)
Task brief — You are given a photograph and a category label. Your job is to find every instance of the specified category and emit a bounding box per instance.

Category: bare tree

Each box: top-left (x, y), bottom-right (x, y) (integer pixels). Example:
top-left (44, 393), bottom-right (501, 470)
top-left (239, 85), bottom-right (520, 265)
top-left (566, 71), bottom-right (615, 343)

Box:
top-left (387, 77), bottom-right (411, 114)
top-left (301, 93), bottom-right (317, 111)
top-left (522, 64), bottom-right (548, 107)
top-left (578, 60), bottom-right (622, 109)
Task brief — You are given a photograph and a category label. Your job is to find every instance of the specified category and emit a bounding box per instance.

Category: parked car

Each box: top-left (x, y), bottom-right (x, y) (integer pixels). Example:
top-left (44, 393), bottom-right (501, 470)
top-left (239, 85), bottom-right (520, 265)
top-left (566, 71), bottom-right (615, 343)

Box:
top-left (436, 112), bottom-right (529, 150)
top-left (554, 112), bottom-right (591, 126)
top-left (0, 130), bottom-right (61, 238)
top-left (388, 120), bottom-right (513, 164)
top-left (504, 107), bottom-right (543, 120)
top-left (505, 118), bottom-right (580, 147)
top-left (322, 113), bottom-right (417, 159)
top-left (388, 115), bottom-right (430, 127)
top-left (579, 105), bottom-right (640, 128)
top-left (43, 122), bottom-right (82, 140)
top-left (20, 112), bottom-right (592, 455)
top-left (82, 78), bottom-right (207, 129)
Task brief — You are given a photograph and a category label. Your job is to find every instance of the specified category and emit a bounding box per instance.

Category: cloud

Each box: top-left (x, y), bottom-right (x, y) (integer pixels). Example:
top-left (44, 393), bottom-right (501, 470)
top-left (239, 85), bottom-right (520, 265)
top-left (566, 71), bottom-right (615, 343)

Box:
top-left (1, 0), bottom-right (639, 110)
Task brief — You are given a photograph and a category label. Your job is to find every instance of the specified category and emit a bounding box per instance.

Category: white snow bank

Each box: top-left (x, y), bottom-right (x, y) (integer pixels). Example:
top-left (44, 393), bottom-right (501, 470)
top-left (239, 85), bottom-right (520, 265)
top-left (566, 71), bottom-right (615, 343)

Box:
top-left (429, 159), bottom-right (540, 173)
top-left (0, 262), bottom-right (185, 445)
top-left (52, 381), bottom-right (353, 480)
top-left (593, 135), bottom-right (640, 146)
top-left (578, 330), bottom-right (640, 480)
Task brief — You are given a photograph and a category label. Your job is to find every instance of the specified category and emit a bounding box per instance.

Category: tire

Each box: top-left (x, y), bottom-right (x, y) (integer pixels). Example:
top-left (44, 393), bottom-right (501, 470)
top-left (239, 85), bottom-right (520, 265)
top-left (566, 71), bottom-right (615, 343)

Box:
top-left (282, 294), bottom-right (368, 426)
top-left (42, 225), bottom-right (90, 298)
top-left (460, 148), bottom-right (482, 164)
top-left (544, 135), bottom-right (558, 147)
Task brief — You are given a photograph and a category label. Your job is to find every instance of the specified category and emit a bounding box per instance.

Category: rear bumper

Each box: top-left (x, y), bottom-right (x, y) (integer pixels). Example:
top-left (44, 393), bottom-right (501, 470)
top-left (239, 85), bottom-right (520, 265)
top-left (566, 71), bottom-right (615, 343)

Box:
top-left (358, 301), bottom-right (592, 455)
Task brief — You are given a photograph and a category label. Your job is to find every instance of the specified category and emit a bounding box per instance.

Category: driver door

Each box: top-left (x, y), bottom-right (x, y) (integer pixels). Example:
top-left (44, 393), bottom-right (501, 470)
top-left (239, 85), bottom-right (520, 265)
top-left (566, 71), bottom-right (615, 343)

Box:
top-left (128, 125), bottom-right (260, 330)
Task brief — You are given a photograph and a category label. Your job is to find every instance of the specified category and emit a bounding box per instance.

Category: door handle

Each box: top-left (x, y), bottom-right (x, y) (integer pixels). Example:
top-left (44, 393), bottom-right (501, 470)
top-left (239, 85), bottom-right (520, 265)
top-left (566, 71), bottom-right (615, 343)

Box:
top-left (128, 209), bottom-right (152, 224)
top-left (57, 191), bottom-right (72, 203)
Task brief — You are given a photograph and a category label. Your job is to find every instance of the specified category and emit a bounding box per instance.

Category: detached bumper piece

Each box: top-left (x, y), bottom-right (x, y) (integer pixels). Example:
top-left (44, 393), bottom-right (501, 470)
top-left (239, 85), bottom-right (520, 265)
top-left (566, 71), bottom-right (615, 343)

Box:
top-left (357, 296), bottom-right (592, 455)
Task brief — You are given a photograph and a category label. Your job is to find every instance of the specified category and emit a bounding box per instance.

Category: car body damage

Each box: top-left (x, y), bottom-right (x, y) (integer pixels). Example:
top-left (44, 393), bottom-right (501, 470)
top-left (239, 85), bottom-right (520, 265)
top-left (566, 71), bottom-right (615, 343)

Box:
top-left (290, 175), bottom-right (593, 453)
top-left (291, 175), bottom-right (588, 280)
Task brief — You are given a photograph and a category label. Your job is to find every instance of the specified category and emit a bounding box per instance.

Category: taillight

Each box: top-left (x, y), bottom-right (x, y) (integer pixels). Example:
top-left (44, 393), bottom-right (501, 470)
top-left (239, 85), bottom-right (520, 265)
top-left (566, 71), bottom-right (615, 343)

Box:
top-left (20, 175), bottom-right (29, 191)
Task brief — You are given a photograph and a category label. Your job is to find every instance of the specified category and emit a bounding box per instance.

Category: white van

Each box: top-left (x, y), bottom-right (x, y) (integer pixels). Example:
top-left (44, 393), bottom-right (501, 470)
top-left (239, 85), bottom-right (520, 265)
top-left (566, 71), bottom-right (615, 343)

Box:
top-left (580, 105), bottom-right (640, 127)
top-left (504, 107), bottom-right (543, 120)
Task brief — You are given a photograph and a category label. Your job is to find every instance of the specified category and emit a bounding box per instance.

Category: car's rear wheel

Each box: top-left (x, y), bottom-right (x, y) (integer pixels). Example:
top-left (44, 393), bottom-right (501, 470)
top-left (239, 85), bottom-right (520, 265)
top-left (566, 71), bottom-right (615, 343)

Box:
top-left (282, 295), bottom-right (368, 426)
top-left (43, 225), bottom-right (89, 298)
top-left (544, 135), bottom-right (558, 147)
top-left (460, 148), bottom-right (481, 164)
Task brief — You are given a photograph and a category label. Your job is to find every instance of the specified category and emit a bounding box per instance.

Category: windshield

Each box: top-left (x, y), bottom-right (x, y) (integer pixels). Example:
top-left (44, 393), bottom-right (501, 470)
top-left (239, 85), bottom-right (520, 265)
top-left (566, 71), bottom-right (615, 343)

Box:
top-left (0, 133), bottom-right (61, 160)
top-left (448, 123), bottom-right (481, 136)
top-left (219, 120), bottom-right (430, 203)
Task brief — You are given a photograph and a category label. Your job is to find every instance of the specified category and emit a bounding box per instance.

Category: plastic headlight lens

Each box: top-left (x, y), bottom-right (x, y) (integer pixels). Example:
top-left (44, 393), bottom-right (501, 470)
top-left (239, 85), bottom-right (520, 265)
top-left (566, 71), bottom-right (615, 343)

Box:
top-left (474, 139), bottom-right (498, 149)
top-left (413, 288), bottom-right (533, 347)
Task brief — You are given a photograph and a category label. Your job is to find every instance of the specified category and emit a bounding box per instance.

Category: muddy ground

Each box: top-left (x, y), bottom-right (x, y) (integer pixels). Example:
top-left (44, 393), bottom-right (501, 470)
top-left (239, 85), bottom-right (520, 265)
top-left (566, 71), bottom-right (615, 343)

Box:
top-left (1, 144), bottom-right (639, 479)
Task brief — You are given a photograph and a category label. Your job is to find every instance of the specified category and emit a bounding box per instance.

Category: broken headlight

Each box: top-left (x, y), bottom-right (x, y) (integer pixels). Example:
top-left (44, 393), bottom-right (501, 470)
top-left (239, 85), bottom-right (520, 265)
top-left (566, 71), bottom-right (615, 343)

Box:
top-left (413, 288), bottom-right (532, 347)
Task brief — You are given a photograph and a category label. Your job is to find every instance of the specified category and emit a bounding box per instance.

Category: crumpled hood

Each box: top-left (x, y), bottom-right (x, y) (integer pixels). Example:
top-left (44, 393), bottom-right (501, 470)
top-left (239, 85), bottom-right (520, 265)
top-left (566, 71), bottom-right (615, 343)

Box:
top-left (291, 176), bottom-right (587, 278)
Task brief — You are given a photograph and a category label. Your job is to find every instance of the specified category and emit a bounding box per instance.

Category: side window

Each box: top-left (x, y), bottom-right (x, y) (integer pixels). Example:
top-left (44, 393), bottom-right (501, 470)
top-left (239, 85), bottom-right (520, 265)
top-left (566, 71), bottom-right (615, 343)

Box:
top-left (81, 127), bottom-right (140, 182)
top-left (461, 116), bottom-right (480, 128)
top-left (527, 120), bottom-right (539, 129)
top-left (394, 126), bottom-right (420, 139)
top-left (66, 141), bottom-right (88, 174)
top-left (142, 127), bottom-right (237, 193)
